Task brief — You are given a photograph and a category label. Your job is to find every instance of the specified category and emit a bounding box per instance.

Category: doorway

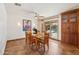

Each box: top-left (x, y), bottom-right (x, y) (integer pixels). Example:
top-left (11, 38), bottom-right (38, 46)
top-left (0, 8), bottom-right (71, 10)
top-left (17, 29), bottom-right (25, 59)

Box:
top-left (44, 20), bottom-right (59, 40)
top-left (50, 20), bottom-right (58, 40)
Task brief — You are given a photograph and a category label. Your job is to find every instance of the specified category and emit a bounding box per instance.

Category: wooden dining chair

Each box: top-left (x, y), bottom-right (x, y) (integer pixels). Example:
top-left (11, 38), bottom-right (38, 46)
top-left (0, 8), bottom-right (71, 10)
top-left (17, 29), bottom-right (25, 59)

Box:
top-left (37, 32), bottom-right (49, 54)
top-left (27, 31), bottom-right (32, 45)
top-left (44, 32), bottom-right (49, 49)
top-left (27, 31), bottom-right (36, 49)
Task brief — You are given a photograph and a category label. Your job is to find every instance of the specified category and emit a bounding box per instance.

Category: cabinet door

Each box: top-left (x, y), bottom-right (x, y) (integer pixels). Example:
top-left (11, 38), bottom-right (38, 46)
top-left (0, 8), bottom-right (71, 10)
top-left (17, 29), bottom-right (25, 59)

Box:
top-left (61, 33), bottom-right (70, 43)
top-left (69, 13), bottom-right (78, 46)
top-left (61, 14), bottom-right (69, 43)
top-left (69, 33), bottom-right (78, 46)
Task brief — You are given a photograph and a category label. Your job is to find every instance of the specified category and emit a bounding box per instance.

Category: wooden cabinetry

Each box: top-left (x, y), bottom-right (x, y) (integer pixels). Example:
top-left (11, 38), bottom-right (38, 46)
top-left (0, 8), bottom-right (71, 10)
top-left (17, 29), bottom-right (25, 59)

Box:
top-left (61, 9), bottom-right (79, 47)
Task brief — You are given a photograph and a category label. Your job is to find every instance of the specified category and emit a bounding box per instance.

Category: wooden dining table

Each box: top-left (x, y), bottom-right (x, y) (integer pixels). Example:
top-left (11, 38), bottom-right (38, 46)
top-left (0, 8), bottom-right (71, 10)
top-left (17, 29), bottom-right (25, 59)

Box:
top-left (32, 33), bottom-right (44, 43)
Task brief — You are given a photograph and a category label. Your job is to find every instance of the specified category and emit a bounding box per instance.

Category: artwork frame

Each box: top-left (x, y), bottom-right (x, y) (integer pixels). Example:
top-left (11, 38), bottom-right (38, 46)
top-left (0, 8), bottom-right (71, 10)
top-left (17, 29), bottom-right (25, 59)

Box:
top-left (23, 19), bottom-right (32, 31)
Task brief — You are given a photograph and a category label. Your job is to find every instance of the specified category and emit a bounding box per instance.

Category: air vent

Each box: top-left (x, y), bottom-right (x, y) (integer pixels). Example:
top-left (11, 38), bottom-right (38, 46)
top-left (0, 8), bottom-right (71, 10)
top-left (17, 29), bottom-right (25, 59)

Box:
top-left (14, 3), bottom-right (21, 6)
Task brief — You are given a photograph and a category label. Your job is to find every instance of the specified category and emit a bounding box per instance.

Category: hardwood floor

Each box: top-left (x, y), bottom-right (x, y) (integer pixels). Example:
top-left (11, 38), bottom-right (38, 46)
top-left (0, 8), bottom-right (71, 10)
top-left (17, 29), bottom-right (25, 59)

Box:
top-left (4, 38), bottom-right (79, 55)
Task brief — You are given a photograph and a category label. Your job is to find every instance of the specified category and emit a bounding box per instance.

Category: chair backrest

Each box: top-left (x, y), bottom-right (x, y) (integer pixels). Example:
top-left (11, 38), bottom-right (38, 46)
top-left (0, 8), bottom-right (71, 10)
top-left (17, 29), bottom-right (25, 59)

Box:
top-left (44, 32), bottom-right (49, 44)
top-left (27, 31), bottom-right (32, 44)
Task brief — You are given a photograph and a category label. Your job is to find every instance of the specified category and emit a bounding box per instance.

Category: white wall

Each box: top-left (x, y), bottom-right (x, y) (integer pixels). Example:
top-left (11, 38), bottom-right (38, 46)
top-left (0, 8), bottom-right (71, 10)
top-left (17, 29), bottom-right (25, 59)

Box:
top-left (5, 4), bottom-right (37, 40)
top-left (0, 4), bottom-right (7, 55)
top-left (7, 12), bottom-right (25, 40)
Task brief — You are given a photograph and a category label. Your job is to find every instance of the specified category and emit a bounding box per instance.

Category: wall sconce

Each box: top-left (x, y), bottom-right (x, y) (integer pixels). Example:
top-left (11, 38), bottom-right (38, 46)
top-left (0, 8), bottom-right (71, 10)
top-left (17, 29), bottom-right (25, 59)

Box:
top-left (17, 22), bottom-right (21, 26)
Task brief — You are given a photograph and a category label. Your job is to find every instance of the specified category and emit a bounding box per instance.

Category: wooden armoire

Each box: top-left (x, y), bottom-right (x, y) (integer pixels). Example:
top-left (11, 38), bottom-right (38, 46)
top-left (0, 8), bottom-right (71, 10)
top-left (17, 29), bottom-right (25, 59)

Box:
top-left (61, 9), bottom-right (79, 48)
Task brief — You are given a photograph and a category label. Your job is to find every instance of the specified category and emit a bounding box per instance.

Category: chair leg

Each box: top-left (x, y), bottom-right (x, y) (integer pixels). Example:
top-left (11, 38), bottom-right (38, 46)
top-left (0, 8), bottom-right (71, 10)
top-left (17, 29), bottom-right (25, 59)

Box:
top-left (38, 43), bottom-right (45, 55)
top-left (47, 43), bottom-right (49, 49)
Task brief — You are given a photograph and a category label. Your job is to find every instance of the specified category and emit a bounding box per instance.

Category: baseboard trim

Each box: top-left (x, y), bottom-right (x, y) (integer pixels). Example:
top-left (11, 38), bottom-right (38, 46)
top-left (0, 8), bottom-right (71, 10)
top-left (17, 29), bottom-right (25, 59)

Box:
top-left (7, 37), bottom-right (25, 42)
top-left (0, 40), bottom-right (7, 55)
top-left (50, 37), bottom-right (60, 41)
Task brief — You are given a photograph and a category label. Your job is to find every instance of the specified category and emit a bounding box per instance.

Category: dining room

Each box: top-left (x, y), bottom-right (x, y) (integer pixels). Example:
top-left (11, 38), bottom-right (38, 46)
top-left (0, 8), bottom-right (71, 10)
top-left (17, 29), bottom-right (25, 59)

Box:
top-left (0, 3), bottom-right (79, 55)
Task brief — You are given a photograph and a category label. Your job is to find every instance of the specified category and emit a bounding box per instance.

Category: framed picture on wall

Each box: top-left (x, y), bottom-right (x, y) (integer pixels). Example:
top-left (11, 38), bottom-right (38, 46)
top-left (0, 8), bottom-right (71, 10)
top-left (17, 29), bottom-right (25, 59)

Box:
top-left (23, 19), bottom-right (32, 31)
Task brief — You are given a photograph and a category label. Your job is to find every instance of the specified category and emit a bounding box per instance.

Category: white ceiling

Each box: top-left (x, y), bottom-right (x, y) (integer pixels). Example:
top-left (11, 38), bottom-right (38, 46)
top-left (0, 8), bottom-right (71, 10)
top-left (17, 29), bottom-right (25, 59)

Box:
top-left (5, 3), bottom-right (79, 17)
